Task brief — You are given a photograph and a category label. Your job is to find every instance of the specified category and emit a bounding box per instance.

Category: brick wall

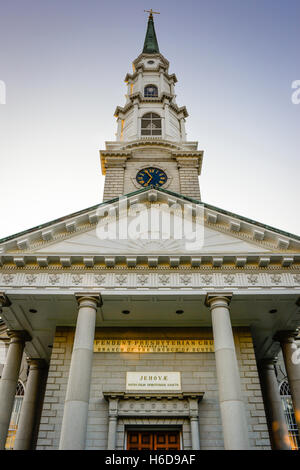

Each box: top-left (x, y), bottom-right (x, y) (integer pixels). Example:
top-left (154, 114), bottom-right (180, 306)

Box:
top-left (36, 327), bottom-right (270, 450)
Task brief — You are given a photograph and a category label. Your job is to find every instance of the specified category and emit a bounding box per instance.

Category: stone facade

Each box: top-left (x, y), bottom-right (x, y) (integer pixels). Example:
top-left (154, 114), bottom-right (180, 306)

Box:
top-left (36, 327), bottom-right (270, 450)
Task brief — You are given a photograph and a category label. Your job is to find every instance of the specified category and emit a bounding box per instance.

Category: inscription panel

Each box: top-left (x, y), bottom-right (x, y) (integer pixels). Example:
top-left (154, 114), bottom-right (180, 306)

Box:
top-left (126, 372), bottom-right (181, 391)
top-left (94, 338), bottom-right (214, 353)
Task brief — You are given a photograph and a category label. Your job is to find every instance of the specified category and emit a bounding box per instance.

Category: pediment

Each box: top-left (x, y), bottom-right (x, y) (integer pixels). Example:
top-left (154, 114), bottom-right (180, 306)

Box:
top-left (1, 188), bottom-right (299, 259)
top-left (32, 223), bottom-right (272, 255)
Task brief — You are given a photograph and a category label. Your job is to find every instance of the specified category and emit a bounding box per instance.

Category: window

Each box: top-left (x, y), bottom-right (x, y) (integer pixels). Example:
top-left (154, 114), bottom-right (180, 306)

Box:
top-left (141, 112), bottom-right (161, 136)
top-left (5, 381), bottom-right (25, 450)
top-left (144, 85), bottom-right (158, 98)
top-left (279, 380), bottom-right (300, 450)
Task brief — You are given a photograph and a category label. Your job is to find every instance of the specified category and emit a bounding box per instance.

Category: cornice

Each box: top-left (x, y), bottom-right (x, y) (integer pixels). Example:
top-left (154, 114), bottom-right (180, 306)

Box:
top-left (0, 253), bottom-right (299, 271)
top-left (124, 70), bottom-right (177, 84)
top-left (132, 53), bottom-right (170, 69)
top-left (122, 139), bottom-right (182, 150)
top-left (114, 93), bottom-right (188, 118)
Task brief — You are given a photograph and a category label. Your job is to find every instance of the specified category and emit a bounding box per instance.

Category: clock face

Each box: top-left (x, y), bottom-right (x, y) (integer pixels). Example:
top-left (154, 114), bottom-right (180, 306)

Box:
top-left (136, 167), bottom-right (168, 188)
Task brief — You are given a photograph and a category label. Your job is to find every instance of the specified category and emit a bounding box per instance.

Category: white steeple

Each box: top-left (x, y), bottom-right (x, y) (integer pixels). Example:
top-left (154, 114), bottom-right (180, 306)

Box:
top-left (100, 13), bottom-right (203, 202)
top-left (114, 13), bottom-right (188, 143)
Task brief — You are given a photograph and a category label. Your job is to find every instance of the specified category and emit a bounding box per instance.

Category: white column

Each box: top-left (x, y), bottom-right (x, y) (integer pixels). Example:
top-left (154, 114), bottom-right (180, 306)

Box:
top-left (258, 358), bottom-right (291, 450)
top-left (14, 358), bottom-right (47, 450)
top-left (59, 294), bottom-right (101, 450)
top-left (137, 72), bottom-right (143, 94)
top-left (133, 102), bottom-right (139, 138)
top-left (0, 330), bottom-right (31, 449)
top-left (116, 118), bottom-right (122, 141)
top-left (159, 71), bottom-right (164, 95)
top-left (205, 293), bottom-right (250, 450)
top-left (180, 118), bottom-right (186, 141)
top-left (164, 102), bottom-right (170, 138)
top-left (274, 330), bottom-right (300, 436)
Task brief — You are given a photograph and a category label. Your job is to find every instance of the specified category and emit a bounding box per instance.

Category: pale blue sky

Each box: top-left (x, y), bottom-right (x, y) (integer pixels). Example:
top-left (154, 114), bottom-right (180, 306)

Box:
top-left (0, 0), bottom-right (299, 238)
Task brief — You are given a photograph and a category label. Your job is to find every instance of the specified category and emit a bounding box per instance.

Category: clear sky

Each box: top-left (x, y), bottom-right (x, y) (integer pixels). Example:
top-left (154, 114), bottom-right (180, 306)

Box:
top-left (0, 0), bottom-right (299, 239)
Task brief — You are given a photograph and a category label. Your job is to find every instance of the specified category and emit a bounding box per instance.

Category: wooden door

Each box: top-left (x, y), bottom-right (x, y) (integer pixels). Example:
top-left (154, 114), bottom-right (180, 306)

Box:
top-left (127, 431), bottom-right (180, 450)
top-left (154, 431), bottom-right (180, 450)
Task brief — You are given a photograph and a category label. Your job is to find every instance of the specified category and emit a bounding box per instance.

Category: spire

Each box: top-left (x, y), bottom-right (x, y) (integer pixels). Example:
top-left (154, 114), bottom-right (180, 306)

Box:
top-left (143, 10), bottom-right (160, 54)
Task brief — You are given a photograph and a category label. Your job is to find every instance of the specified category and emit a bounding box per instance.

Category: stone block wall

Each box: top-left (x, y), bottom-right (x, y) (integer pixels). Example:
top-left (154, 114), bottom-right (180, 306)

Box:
top-left (36, 327), bottom-right (270, 450)
top-left (103, 167), bottom-right (125, 201)
top-left (178, 166), bottom-right (201, 200)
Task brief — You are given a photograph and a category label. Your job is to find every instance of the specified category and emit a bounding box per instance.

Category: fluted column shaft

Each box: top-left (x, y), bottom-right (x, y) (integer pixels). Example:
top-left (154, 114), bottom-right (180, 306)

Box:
top-left (59, 294), bottom-right (101, 450)
top-left (0, 330), bottom-right (30, 449)
top-left (258, 358), bottom-right (291, 450)
top-left (14, 358), bottom-right (47, 450)
top-left (206, 294), bottom-right (249, 450)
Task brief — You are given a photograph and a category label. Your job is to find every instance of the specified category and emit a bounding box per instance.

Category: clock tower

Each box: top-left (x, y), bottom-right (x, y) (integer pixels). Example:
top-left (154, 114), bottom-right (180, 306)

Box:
top-left (100, 12), bottom-right (203, 201)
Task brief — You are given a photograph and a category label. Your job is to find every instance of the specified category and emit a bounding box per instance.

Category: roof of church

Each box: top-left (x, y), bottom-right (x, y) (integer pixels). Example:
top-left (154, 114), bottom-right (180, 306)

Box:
top-left (0, 186), bottom-right (299, 245)
top-left (143, 12), bottom-right (160, 54)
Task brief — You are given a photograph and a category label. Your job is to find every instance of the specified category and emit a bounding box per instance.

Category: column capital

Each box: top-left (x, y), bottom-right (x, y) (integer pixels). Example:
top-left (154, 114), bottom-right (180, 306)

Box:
top-left (190, 415), bottom-right (199, 421)
top-left (26, 357), bottom-right (48, 370)
top-left (273, 330), bottom-right (299, 344)
top-left (7, 329), bottom-right (31, 343)
top-left (205, 293), bottom-right (233, 308)
top-left (0, 292), bottom-right (11, 308)
top-left (258, 357), bottom-right (278, 370)
top-left (75, 293), bottom-right (103, 309)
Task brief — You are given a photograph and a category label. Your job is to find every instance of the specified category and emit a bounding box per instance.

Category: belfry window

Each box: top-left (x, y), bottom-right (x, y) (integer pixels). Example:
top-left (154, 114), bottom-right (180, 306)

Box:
top-left (144, 85), bottom-right (158, 98)
top-left (279, 380), bottom-right (300, 450)
top-left (141, 112), bottom-right (162, 136)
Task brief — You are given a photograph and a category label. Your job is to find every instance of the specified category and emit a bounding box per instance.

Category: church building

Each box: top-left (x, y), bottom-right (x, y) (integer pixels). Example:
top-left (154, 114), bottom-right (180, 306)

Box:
top-left (0, 12), bottom-right (300, 451)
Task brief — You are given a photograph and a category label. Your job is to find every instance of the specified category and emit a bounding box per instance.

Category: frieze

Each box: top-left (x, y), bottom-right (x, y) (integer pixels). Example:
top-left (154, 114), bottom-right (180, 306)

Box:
top-left (0, 270), bottom-right (300, 290)
top-left (117, 397), bottom-right (190, 416)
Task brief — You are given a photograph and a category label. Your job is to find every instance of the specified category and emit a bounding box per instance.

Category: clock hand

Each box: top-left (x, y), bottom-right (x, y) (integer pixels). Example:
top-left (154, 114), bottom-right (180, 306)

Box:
top-left (144, 170), bottom-right (153, 180)
top-left (144, 170), bottom-right (153, 186)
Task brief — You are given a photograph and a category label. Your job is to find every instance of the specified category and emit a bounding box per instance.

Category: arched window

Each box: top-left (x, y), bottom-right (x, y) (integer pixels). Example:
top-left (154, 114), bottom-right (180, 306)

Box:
top-left (5, 381), bottom-right (25, 450)
top-left (141, 112), bottom-right (162, 136)
top-left (279, 380), bottom-right (299, 450)
top-left (144, 85), bottom-right (158, 98)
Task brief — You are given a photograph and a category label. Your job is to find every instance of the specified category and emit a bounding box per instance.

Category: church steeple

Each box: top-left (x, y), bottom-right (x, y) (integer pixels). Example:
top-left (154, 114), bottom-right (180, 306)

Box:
top-left (100, 11), bottom-right (203, 202)
top-left (143, 10), bottom-right (160, 54)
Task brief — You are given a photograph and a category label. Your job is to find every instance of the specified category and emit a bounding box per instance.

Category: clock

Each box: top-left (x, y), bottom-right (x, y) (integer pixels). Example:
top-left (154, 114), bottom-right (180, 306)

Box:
top-left (136, 167), bottom-right (168, 188)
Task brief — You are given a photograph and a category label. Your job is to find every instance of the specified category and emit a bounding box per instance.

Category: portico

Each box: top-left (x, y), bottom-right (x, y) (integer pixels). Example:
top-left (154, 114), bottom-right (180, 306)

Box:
top-left (0, 278), bottom-right (300, 449)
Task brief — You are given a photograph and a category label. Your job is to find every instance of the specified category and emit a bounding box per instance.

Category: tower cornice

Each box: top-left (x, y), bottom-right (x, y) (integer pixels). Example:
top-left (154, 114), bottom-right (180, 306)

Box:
top-left (133, 53), bottom-right (169, 69)
top-left (114, 93), bottom-right (188, 118)
top-left (124, 70), bottom-right (177, 84)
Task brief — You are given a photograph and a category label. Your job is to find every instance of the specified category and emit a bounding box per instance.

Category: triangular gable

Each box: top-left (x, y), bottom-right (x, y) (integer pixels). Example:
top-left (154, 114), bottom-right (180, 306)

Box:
top-left (32, 223), bottom-right (272, 255)
top-left (0, 187), bottom-right (299, 256)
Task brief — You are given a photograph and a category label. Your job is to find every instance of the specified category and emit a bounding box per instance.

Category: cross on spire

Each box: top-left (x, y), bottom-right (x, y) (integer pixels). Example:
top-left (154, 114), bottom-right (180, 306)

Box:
top-left (144, 9), bottom-right (160, 18)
